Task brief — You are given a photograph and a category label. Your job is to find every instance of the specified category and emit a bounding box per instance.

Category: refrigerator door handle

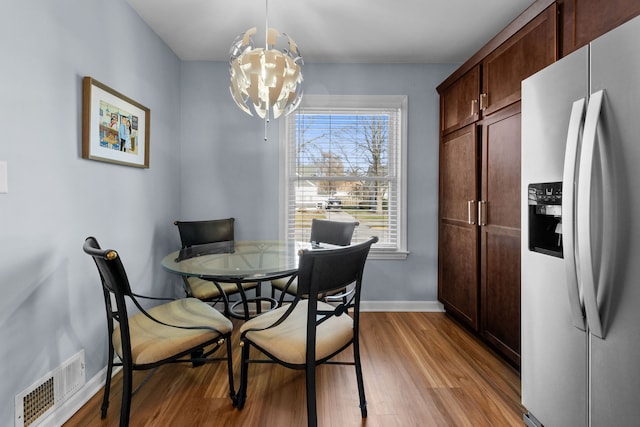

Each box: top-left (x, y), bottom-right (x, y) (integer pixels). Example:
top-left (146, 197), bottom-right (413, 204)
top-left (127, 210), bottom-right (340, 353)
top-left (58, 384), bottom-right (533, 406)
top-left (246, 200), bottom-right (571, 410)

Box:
top-left (562, 98), bottom-right (587, 331)
top-left (577, 90), bottom-right (605, 339)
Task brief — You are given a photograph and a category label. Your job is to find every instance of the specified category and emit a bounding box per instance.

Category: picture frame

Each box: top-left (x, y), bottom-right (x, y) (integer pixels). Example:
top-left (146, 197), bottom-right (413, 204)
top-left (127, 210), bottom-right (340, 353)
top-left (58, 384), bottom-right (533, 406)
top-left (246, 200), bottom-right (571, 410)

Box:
top-left (82, 76), bottom-right (150, 168)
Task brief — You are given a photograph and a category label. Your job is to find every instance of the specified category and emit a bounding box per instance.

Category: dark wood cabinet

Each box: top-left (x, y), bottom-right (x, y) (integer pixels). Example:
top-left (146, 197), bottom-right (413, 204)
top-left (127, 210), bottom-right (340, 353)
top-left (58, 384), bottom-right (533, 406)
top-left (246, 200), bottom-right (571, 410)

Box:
top-left (481, 5), bottom-right (557, 116)
top-left (440, 66), bottom-right (480, 135)
top-left (479, 105), bottom-right (522, 366)
top-left (436, 0), bottom-right (639, 367)
top-left (559, 0), bottom-right (640, 56)
top-left (438, 125), bottom-right (480, 330)
top-left (437, 2), bottom-right (557, 367)
top-left (438, 107), bottom-right (523, 365)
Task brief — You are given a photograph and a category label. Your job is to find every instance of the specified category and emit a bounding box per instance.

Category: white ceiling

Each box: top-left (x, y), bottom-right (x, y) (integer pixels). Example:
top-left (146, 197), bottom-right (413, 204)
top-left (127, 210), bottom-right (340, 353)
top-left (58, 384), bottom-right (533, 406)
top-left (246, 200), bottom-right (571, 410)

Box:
top-left (125, 0), bottom-right (535, 63)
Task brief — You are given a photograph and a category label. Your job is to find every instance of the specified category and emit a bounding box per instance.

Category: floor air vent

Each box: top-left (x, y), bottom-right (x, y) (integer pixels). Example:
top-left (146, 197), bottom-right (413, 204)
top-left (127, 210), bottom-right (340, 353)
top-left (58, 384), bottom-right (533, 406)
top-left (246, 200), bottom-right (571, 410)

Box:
top-left (15, 350), bottom-right (85, 427)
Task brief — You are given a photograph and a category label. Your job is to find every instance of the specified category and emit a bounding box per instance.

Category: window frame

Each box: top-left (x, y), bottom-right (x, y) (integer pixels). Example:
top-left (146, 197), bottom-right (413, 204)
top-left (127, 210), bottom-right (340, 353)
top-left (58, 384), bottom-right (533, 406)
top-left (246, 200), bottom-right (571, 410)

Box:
top-left (279, 94), bottom-right (408, 260)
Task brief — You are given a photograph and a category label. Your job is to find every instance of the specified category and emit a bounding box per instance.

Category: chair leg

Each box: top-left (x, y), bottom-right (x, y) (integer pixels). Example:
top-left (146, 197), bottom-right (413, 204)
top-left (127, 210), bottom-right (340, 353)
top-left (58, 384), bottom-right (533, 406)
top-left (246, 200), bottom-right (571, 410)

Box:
top-left (226, 337), bottom-right (237, 405)
top-left (237, 341), bottom-right (250, 409)
top-left (353, 339), bottom-right (368, 418)
top-left (305, 364), bottom-right (318, 427)
top-left (101, 349), bottom-right (114, 419)
top-left (119, 362), bottom-right (133, 427)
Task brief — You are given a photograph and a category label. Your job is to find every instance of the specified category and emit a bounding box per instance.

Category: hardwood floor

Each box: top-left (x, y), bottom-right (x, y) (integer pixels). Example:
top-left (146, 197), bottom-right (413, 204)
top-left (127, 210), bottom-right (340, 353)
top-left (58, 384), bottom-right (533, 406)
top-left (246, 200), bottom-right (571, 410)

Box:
top-left (64, 312), bottom-right (523, 426)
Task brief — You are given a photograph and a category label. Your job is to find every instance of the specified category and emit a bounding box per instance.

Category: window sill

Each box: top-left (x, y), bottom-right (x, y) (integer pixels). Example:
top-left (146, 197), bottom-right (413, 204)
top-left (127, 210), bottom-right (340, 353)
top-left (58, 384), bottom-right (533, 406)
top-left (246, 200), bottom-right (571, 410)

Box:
top-left (367, 249), bottom-right (409, 260)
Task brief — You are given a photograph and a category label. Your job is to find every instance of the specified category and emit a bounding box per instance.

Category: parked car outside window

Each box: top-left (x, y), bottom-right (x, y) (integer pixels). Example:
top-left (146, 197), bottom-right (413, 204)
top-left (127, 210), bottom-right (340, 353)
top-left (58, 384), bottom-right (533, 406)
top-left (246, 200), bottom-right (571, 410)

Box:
top-left (325, 198), bottom-right (342, 209)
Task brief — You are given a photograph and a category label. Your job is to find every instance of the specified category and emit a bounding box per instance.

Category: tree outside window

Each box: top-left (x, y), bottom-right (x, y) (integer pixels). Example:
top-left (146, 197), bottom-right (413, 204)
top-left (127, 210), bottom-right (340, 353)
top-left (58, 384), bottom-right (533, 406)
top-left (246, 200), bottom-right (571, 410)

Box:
top-left (281, 95), bottom-right (408, 259)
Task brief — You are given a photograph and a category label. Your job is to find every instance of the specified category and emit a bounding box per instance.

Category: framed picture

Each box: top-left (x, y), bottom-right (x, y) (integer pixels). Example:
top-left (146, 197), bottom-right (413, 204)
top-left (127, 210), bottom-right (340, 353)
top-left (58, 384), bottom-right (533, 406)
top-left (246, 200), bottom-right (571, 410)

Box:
top-left (82, 76), bottom-right (150, 168)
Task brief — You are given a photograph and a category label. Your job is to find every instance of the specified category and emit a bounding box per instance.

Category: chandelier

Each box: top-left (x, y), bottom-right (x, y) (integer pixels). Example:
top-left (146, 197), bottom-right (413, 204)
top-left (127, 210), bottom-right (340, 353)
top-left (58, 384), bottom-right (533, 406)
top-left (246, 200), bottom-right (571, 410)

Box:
top-left (229, 0), bottom-right (303, 138)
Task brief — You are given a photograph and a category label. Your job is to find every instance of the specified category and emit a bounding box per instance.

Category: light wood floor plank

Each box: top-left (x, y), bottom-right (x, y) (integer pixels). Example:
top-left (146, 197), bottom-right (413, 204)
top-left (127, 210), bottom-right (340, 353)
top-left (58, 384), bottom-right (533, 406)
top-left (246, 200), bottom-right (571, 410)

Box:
top-left (64, 312), bottom-right (523, 426)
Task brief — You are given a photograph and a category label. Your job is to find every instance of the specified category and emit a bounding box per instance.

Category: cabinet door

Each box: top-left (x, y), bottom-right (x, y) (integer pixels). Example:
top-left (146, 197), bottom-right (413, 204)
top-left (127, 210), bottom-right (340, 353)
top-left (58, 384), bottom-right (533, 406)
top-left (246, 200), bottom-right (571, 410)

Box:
top-left (482, 4), bottom-right (557, 116)
top-left (479, 106), bottom-right (521, 366)
top-left (561, 0), bottom-right (640, 56)
top-left (440, 66), bottom-right (480, 136)
top-left (438, 124), bottom-right (479, 330)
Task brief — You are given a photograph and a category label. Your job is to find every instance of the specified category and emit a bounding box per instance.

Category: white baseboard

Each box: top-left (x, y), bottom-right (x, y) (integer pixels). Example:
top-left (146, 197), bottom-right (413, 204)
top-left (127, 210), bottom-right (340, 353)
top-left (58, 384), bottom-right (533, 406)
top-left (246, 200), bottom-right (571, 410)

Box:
top-left (360, 300), bottom-right (445, 312)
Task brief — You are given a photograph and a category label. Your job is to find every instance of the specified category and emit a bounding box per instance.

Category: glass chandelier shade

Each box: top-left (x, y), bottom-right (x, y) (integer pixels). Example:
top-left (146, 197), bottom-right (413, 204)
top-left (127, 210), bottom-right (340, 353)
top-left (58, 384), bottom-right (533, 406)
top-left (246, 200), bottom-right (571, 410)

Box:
top-left (229, 27), bottom-right (303, 120)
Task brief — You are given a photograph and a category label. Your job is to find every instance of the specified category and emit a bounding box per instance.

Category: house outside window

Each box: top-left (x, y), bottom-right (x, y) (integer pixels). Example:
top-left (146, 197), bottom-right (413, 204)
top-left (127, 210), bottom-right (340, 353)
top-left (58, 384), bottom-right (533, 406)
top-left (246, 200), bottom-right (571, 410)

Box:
top-left (280, 95), bottom-right (408, 259)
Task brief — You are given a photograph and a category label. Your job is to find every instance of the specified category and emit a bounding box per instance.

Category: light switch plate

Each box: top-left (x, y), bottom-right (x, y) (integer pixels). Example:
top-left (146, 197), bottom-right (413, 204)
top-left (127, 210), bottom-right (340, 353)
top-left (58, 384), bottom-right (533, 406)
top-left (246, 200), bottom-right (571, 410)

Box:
top-left (0, 161), bottom-right (8, 193)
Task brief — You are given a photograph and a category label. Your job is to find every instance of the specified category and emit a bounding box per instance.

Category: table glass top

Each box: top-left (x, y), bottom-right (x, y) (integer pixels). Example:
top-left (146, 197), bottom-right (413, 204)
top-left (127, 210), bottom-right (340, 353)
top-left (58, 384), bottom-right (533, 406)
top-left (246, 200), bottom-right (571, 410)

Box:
top-left (161, 240), bottom-right (312, 281)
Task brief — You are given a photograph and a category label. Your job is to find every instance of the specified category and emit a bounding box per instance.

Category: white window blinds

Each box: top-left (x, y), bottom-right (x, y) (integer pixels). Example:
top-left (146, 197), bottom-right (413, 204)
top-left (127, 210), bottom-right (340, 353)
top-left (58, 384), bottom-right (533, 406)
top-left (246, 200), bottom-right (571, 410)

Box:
top-left (281, 95), bottom-right (407, 258)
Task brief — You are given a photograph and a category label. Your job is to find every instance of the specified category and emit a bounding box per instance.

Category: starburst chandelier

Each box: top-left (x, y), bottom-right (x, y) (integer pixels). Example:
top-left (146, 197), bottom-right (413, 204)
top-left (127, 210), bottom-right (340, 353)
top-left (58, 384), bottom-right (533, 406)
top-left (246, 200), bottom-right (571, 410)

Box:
top-left (229, 0), bottom-right (303, 140)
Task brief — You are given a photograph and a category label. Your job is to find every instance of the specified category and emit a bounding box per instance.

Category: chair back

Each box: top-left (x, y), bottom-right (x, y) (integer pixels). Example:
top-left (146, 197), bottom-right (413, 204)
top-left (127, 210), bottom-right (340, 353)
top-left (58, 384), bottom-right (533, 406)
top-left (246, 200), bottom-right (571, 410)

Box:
top-left (83, 236), bottom-right (133, 298)
top-left (296, 236), bottom-right (377, 302)
top-left (309, 218), bottom-right (358, 246)
top-left (174, 218), bottom-right (235, 259)
top-left (83, 236), bottom-right (134, 360)
top-left (296, 235), bottom-right (377, 390)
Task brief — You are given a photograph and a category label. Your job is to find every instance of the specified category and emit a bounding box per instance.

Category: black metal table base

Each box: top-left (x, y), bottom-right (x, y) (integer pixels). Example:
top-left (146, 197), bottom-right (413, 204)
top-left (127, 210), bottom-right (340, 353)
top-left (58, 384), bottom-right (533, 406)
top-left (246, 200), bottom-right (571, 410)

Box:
top-left (229, 297), bottom-right (278, 320)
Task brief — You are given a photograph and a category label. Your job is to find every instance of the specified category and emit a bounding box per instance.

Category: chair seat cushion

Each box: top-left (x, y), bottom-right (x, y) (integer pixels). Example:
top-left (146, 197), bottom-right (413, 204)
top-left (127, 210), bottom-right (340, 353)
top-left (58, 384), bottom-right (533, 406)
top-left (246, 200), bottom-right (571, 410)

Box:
top-left (113, 298), bottom-right (232, 365)
top-left (240, 300), bottom-right (353, 365)
top-left (189, 277), bottom-right (258, 300)
top-left (271, 277), bottom-right (345, 299)
top-left (271, 277), bottom-right (298, 294)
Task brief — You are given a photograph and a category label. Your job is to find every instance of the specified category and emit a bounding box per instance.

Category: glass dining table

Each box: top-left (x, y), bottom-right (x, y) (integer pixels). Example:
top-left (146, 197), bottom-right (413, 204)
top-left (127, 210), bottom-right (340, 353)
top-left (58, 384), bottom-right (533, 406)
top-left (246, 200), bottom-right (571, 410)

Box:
top-left (161, 240), bottom-right (312, 320)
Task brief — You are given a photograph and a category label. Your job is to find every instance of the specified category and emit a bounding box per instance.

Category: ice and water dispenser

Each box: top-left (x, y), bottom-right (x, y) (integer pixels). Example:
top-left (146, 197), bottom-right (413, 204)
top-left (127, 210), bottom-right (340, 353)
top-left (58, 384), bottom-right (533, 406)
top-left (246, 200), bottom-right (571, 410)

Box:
top-left (528, 182), bottom-right (563, 258)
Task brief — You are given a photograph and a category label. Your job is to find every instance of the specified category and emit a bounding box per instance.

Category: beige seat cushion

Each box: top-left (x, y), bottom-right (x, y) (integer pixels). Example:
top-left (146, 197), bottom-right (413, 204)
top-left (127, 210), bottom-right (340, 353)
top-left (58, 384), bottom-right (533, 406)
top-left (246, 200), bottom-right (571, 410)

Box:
top-left (271, 277), bottom-right (298, 294)
top-left (272, 277), bottom-right (346, 299)
top-left (240, 300), bottom-right (353, 365)
top-left (188, 277), bottom-right (258, 300)
top-left (113, 298), bottom-right (232, 365)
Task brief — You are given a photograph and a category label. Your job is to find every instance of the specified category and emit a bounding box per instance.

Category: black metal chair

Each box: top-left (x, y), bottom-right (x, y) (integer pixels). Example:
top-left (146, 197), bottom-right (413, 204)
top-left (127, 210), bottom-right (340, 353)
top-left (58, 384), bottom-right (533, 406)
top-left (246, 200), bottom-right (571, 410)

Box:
top-left (237, 236), bottom-right (378, 427)
top-left (174, 218), bottom-right (259, 317)
top-left (270, 218), bottom-right (358, 305)
top-left (83, 236), bottom-right (235, 427)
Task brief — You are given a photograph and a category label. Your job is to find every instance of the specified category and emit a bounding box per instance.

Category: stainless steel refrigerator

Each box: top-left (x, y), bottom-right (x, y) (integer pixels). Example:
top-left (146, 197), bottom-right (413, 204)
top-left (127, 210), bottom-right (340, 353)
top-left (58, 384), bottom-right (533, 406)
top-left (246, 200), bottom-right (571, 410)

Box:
top-left (521, 14), bottom-right (640, 427)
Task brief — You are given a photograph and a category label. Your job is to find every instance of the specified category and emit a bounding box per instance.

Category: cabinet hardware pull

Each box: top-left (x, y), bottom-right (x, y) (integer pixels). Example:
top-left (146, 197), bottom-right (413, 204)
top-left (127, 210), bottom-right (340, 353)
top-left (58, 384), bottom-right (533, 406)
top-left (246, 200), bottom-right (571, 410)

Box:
top-left (470, 99), bottom-right (478, 116)
top-left (479, 93), bottom-right (488, 111)
top-left (478, 200), bottom-right (487, 226)
top-left (467, 200), bottom-right (476, 225)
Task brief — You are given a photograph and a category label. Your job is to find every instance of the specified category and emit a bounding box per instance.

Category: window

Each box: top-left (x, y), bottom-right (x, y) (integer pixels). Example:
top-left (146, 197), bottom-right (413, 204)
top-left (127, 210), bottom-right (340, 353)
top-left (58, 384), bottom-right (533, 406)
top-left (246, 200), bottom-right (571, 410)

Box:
top-left (280, 95), bottom-right (408, 259)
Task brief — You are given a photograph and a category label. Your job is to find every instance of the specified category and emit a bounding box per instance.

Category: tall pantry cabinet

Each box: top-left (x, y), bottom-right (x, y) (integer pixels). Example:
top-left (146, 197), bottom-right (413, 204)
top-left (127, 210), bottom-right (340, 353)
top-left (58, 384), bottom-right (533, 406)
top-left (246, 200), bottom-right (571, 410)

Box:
top-left (437, 3), bottom-right (557, 366)
top-left (437, 0), bottom-right (640, 367)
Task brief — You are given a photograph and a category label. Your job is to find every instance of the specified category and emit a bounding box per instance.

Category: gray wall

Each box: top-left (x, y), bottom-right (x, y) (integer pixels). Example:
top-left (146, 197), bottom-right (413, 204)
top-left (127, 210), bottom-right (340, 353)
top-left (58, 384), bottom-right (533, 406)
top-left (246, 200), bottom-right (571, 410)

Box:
top-left (179, 61), bottom-right (456, 301)
top-left (0, 0), bottom-right (182, 423)
top-left (0, 0), bottom-right (457, 424)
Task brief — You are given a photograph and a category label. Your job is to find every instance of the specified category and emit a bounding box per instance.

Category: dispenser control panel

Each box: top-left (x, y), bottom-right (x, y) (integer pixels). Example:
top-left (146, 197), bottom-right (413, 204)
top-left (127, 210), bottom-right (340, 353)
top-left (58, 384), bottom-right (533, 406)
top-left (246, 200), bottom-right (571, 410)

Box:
top-left (528, 182), bottom-right (562, 205)
top-left (528, 182), bottom-right (563, 258)
top-left (528, 182), bottom-right (562, 216)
